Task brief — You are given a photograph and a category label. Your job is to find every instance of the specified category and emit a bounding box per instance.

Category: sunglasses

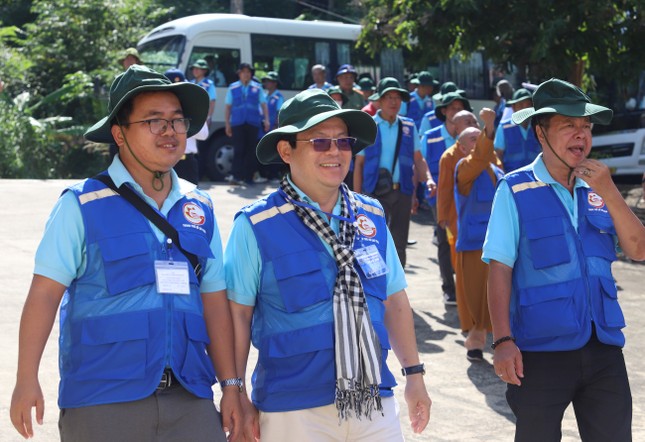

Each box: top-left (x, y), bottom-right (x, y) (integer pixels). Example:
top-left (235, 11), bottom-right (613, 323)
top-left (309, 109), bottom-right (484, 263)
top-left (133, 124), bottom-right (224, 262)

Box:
top-left (295, 137), bottom-right (357, 152)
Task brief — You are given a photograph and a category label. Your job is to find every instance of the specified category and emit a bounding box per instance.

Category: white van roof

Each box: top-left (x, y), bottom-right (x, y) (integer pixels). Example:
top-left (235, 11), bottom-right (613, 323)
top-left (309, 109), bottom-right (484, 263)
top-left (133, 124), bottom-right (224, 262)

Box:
top-left (138, 13), bottom-right (361, 45)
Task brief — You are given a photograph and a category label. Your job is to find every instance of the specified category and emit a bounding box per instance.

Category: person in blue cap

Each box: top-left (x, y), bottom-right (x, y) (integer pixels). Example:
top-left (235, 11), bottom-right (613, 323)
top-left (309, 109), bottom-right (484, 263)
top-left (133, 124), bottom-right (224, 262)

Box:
top-left (9, 65), bottom-right (242, 440)
top-left (225, 89), bottom-right (431, 441)
top-left (483, 78), bottom-right (645, 441)
top-left (335, 64), bottom-right (365, 110)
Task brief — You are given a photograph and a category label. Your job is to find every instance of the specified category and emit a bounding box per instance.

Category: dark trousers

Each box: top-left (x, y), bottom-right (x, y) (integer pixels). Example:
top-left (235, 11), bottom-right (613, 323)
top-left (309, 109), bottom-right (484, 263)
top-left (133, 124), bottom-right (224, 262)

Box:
top-left (373, 188), bottom-right (412, 267)
top-left (507, 331), bottom-right (632, 442)
top-left (231, 123), bottom-right (260, 182)
top-left (430, 206), bottom-right (455, 296)
top-left (59, 383), bottom-right (226, 442)
top-left (174, 153), bottom-right (199, 184)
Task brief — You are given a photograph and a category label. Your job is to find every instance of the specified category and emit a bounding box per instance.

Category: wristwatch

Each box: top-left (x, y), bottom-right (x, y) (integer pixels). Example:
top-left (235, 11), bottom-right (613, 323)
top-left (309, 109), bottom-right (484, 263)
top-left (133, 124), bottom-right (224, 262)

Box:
top-left (401, 363), bottom-right (426, 376)
top-left (219, 377), bottom-right (244, 392)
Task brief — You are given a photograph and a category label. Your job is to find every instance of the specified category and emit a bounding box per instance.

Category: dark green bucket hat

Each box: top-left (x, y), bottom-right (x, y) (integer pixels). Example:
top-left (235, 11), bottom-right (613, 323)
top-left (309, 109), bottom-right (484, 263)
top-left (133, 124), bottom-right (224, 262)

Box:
top-left (511, 78), bottom-right (612, 125)
top-left (413, 71), bottom-right (440, 88)
top-left (256, 89), bottom-right (377, 165)
top-left (435, 92), bottom-right (472, 122)
top-left (327, 86), bottom-right (348, 106)
top-left (84, 65), bottom-right (209, 144)
top-left (190, 59), bottom-right (210, 70)
top-left (262, 71), bottom-right (280, 82)
top-left (433, 81), bottom-right (465, 101)
top-left (369, 77), bottom-right (410, 102)
top-left (506, 88), bottom-right (533, 106)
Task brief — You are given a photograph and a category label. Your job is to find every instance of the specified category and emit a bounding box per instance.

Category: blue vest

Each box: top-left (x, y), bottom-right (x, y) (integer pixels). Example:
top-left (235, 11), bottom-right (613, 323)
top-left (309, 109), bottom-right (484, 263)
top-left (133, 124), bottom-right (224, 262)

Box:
top-left (454, 161), bottom-right (504, 251)
top-left (59, 176), bottom-right (217, 408)
top-left (501, 120), bottom-right (541, 172)
top-left (362, 117), bottom-right (416, 196)
top-left (240, 190), bottom-right (397, 412)
top-left (267, 90), bottom-right (283, 130)
top-left (420, 109), bottom-right (441, 133)
top-left (505, 170), bottom-right (625, 351)
top-left (229, 81), bottom-right (263, 127)
top-left (421, 125), bottom-right (448, 205)
top-left (406, 91), bottom-right (434, 128)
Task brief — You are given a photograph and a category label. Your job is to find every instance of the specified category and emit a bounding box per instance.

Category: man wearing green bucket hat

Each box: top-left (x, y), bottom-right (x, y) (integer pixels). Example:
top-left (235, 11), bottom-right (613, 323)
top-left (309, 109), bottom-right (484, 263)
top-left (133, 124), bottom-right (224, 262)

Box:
top-left (354, 77), bottom-right (435, 268)
top-left (405, 71), bottom-right (439, 129)
top-left (224, 89), bottom-right (431, 441)
top-left (493, 88), bottom-right (542, 172)
top-left (483, 78), bottom-right (645, 441)
top-left (10, 65), bottom-right (242, 441)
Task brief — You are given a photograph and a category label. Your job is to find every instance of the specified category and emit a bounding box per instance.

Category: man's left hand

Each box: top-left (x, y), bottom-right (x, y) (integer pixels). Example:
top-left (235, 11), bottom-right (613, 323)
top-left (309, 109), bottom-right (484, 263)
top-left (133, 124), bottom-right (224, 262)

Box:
top-left (426, 179), bottom-right (437, 198)
top-left (404, 375), bottom-right (431, 434)
top-left (220, 389), bottom-right (243, 441)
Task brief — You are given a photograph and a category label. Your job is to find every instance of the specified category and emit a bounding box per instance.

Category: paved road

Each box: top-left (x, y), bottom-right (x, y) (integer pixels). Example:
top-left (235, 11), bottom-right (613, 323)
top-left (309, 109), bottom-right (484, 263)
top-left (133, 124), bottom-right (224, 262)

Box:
top-left (1, 179), bottom-right (643, 441)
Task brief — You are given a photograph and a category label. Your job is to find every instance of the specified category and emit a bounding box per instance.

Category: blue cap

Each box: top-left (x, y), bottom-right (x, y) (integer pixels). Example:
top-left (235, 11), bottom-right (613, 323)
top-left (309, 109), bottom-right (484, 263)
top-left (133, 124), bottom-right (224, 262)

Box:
top-left (164, 68), bottom-right (186, 83)
top-left (335, 64), bottom-right (357, 78)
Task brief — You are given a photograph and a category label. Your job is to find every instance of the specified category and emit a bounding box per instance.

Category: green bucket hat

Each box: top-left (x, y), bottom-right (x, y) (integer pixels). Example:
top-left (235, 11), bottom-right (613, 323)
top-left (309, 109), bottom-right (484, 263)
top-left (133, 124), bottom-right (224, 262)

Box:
top-left (511, 78), bottom-right (613, 125)
top-left (414, 71), bottom-right (440, 88)
top-left (262, 71), bottom-right (280, 83)
top-left (506, 88), bottom-right (533, 106)
top-left (118, 47), bottom-right (141, 63)
top-left (435, 92), bottom-right (472, 122)
top-left (327, 86), bottom-right (348, 106)
top-left (256, 89), bottom-right (377, 165)
top-left (84, 65), bottom-right (209, 144)
top-left (357, 77), bottom-right (376, 92)
top-left (369, 77), bottom-right (410, 102)
top-left (190, 59), bottom-right (210, 71)
top-left (432, 81), bottom-right (466, 101)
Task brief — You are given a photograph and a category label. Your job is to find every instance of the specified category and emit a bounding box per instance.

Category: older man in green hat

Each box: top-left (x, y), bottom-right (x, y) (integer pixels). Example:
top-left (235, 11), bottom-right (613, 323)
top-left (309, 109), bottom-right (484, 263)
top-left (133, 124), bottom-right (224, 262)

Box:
top-left (483, 78), bottom-right (645, 441)
top-left (405, 71), bottom-right (440, 128)
top-left (10, 65), bottom-right (242, 441)
top-left (225, 88), bottom-right (431, 441)
top-left (493, 88), bottom-right (541, 172)
top-left (354, 77), bottom-right (435, 268)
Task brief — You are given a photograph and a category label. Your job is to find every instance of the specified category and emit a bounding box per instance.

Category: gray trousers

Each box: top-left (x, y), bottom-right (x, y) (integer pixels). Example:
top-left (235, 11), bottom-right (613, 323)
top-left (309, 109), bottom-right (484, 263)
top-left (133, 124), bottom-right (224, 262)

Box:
top-left (59, 384), bottom-right (226, 442)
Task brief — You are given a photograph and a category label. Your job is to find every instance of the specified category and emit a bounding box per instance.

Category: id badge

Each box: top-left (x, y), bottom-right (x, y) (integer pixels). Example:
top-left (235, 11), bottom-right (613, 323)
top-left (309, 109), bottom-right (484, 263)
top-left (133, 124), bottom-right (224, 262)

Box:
top-left (354, 245), bottom-right (388, 279)
top-left (154, 260), bottom-right (190, 295)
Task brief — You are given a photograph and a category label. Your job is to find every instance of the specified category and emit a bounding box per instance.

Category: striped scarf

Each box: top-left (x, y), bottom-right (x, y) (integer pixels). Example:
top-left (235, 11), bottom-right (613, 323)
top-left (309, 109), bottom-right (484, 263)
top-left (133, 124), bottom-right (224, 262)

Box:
top-left (280, 176), bottom-right (383, 420)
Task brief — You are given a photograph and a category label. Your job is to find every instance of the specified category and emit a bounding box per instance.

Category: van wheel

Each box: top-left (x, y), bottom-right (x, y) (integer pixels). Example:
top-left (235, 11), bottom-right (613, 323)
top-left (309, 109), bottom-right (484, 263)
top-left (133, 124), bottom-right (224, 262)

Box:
top-left (205, 134), bottom-right (234, 181)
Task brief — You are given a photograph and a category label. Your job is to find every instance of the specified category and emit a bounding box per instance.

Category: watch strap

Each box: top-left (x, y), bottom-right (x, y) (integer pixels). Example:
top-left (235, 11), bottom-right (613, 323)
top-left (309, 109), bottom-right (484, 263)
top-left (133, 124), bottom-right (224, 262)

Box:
top-left (401, 363), bottom-right (425, 376)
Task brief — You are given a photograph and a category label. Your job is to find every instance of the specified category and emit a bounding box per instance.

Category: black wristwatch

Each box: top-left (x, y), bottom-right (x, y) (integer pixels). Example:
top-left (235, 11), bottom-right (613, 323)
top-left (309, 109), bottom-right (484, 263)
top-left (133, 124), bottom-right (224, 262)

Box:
top-left (219, 377), bottom-right (244, 392)
top-left (401, 363), bottom-right (426, 376)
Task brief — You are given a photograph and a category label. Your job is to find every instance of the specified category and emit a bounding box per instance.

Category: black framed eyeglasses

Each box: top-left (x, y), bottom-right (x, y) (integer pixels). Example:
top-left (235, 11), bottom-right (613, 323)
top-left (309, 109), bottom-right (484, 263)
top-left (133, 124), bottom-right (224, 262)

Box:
top-left (126, 118), bottom-right (191, 135)
top-left (295, 137), bottom-right (357, 152)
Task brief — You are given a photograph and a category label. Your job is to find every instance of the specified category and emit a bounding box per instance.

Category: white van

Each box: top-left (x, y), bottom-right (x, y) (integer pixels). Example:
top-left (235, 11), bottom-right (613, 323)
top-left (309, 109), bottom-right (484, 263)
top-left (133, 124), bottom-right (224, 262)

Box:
top-left (137, 14), bottom-right (386, 180)
top-left (591, 128), bottom-right (645, 177)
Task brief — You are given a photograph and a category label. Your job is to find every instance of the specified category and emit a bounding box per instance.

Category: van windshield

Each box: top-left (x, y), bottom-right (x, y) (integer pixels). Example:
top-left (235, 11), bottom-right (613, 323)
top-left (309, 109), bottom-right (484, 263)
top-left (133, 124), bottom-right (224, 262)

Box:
top-left (138, 35), bottom-right (186, 73)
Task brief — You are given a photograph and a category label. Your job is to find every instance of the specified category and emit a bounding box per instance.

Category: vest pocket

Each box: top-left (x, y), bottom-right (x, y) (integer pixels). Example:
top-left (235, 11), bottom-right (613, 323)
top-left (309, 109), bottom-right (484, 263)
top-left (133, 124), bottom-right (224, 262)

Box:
top-left (516, 279), bottom-right (581, 340)
top-left (75, 311), bottom-right (149, 380)
top-left (263, 323), bottom-right (335, 393)
top-left (596, 277), bottom-right (626, 329)
top-left (179, 312), bottom-right (216, 384)
top-left (273, 251), bottom-right (331, 312)
top-left (99, 234), bottom-right (155, 295)
top-left (464, 213), bottom-right (489, 242)
top-left (525, 217), bottom-right (570, 269)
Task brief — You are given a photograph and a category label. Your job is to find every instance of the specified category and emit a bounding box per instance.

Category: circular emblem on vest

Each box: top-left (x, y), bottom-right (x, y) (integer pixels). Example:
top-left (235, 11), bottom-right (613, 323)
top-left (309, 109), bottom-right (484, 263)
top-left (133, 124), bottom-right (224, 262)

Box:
top-left (356, 214), bottom-right (377, 237)
top-left (403, 126), bottom-right (411, 136)
top-left (183, 202), bottom-right (206, 225)
top-left (587, 192), bottom-right (605, 209)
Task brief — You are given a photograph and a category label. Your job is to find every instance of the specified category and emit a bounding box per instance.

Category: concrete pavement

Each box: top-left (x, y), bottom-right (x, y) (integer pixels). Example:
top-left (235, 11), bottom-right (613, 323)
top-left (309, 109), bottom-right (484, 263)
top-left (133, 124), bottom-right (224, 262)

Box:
top-left (1, 179), bottom-right (643, 441)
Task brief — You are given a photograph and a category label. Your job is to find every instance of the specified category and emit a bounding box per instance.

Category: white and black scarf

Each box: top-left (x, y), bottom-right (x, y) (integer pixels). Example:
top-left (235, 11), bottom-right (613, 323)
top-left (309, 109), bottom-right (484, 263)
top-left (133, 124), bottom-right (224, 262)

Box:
top-left (280, 176), bottom-right (383, 420)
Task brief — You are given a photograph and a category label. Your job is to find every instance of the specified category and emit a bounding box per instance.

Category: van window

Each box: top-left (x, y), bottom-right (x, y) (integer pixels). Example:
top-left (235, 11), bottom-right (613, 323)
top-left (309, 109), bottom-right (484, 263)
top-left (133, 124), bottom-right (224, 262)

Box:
top-left (138, 35), bottom-right (186, 73)
top-left (187, 47), bottom-right (241, 86)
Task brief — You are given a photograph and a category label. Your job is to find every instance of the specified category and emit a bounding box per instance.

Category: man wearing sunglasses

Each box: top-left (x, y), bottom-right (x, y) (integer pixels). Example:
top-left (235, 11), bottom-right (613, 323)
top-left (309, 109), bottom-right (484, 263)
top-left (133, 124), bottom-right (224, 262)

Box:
top-left (10, 65), bottom-right (242, 441)
top-left (224, 89), bottom-right (431, 441)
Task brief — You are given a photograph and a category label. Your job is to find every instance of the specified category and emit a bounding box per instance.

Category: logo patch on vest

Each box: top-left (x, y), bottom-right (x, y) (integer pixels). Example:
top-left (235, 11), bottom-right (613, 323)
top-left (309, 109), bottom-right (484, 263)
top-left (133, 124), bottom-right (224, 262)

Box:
top-left (587, 192), bottom-right (605, 209)
top-left (183, 202), bottom-right (205, 225)
top-left (356, 214), bottom-right (377, 237)
top-left (402, 125), bottom-right (411, 136)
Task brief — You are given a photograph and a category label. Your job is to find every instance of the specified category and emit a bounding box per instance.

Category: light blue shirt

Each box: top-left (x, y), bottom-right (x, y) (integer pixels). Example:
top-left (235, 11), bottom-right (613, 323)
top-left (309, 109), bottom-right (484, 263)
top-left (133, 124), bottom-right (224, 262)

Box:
top-left (493, 121), bottom-right (532, 151)
top-left (482, 154), bottom-right (591, 268)
top-left (34, 155), bottom-right (226, 293)
top-left (225, 82), bottom-right (267, 105)
top-left (225, 176), bottom-right (407, 306)
top-left (418, 111), bottom-right (436, 137)
top-left (439, 124), bottom-right (456, 150)
top-left (356, 112), bottom-right (421, 183)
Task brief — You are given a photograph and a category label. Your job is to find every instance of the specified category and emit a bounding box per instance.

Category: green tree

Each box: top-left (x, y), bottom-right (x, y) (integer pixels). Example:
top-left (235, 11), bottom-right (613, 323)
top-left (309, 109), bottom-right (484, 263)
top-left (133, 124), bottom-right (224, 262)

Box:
top-left (358, 0), bottom-right (645, 89)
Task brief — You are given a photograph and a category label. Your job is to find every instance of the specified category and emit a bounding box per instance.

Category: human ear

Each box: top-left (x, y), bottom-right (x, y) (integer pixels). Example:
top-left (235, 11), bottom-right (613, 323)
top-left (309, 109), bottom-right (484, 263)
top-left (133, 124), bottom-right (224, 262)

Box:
top-left (276, 140), bottom-right (292, 164)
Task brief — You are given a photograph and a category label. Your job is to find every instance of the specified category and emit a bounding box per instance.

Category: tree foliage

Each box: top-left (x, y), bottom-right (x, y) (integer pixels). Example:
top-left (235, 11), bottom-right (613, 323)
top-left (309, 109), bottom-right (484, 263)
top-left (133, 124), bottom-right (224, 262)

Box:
top-left (359, 0), bottom-right (645, 88)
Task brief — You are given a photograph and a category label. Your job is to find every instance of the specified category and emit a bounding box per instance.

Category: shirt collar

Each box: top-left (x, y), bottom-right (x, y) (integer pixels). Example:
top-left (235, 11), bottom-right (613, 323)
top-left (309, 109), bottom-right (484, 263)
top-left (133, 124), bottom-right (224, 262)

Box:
top-left (286, 174), bottom-right (342, 215)
top-left (533, 154), bottom-right (590, 189)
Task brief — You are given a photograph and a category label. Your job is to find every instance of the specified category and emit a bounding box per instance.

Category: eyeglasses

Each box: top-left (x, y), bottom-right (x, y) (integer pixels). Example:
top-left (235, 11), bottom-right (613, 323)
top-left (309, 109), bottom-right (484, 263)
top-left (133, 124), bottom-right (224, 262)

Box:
top-left (295, 137), bottom-right (357, 152)
top-left (126, 118), bottom-right (191, 135)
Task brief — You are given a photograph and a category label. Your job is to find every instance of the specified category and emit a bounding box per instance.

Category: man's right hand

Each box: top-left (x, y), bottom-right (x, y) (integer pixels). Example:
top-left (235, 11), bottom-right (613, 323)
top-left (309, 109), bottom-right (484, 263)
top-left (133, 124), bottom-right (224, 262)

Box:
top-left (10, 379), bottom-right (45, 439)
top-left (493, 342), bottom-right (524, 386)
